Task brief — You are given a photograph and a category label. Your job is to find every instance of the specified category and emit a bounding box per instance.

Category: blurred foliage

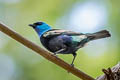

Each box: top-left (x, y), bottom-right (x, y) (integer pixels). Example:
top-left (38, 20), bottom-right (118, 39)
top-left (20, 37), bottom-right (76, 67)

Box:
top-left (0, 0), bottom-right (120, 80)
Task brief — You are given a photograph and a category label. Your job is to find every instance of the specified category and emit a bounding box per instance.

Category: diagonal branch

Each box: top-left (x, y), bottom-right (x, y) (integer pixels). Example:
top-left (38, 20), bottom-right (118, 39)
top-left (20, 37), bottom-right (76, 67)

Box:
top-left (0, 22), bottom-right (95, 80)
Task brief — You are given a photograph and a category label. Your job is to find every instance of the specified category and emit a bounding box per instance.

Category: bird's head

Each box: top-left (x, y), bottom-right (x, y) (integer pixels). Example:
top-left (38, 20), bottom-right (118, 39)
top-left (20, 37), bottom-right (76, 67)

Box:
top-left (29, 22), bottom-right (51, 37)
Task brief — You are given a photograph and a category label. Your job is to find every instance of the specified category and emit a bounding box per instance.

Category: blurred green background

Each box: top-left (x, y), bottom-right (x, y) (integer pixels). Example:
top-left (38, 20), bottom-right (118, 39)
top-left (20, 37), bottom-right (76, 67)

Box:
top-left (0, 0), bottom-right (120, 80)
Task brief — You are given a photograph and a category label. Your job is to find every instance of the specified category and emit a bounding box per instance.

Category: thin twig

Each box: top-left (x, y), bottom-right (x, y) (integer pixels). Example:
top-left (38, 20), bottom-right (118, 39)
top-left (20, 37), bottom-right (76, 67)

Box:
top-left (0, 22), bottom-right (95, 80)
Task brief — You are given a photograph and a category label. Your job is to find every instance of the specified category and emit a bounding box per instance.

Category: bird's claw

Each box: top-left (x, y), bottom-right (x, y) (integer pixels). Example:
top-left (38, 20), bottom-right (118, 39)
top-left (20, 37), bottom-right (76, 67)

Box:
top-left (71, 64), bottom-right (74, 67)
top-left (53, 53), bottom-right (58, 57)
top-left (67, 64), bottom-right (74, 73)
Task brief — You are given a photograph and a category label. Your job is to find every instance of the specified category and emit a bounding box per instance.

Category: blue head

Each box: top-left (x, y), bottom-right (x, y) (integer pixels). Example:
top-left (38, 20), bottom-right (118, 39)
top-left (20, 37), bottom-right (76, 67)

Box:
top-left (29, 22), bottom-right (52, 37)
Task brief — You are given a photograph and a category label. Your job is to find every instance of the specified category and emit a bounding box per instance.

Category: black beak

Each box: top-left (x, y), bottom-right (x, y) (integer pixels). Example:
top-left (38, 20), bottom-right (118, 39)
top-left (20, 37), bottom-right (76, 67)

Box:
top-left (29, 24), bottom-right (36, 28)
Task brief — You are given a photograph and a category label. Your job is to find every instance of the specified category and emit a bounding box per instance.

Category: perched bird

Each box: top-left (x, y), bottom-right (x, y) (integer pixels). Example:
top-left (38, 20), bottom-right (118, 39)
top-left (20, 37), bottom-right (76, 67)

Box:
top-left (29, 22), bottom-right (111, 66)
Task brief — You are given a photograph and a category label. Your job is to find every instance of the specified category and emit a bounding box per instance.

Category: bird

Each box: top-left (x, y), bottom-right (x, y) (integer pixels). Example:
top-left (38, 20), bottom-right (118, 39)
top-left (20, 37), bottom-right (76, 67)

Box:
top-left (29, 22), bottom-right (111, 66)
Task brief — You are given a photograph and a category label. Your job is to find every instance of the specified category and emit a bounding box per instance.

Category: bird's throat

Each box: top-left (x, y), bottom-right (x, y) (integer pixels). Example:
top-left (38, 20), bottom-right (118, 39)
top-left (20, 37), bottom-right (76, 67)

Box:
top-left (35, 27), bottom-right (51, 37)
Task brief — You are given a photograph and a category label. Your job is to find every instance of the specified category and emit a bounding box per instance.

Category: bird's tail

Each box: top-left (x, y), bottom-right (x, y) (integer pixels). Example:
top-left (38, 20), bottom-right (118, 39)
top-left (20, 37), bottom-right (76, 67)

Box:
top-left (86, 30), bottom-right (111, 41)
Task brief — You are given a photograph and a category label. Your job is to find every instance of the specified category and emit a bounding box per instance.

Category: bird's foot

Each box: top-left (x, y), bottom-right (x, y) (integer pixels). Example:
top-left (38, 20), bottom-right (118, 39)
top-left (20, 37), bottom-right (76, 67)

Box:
top-left (53, 53), bottom-right (58, 58)
top-left (70, 63), bottom-right (74, 67)
top-left (67, 64), bottom-right (74, 73)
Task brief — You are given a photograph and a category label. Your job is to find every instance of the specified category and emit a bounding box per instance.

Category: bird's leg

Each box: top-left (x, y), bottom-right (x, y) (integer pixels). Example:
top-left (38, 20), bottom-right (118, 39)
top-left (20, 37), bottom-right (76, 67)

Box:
top-left (54, 45), bottom-right (67, 55)
top-left (54, 48), bottom-right (66, 56)
top-left (71, 52), bottom-right (77, 67)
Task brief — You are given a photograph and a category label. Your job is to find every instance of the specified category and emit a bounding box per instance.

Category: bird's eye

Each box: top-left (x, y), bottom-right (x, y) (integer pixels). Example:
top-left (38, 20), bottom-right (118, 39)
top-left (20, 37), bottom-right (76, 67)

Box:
top-left (34, 22), bottom-right (43, 25)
